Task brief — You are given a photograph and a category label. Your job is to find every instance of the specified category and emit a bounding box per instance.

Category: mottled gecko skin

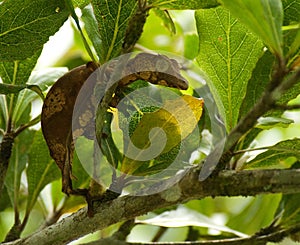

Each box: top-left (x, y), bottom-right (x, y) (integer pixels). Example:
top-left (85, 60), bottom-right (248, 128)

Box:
top-left (119, 53), bottom-right (189, 90)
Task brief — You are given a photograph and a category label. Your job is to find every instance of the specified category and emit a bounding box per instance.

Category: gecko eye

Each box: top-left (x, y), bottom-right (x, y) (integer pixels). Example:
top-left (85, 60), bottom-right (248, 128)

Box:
top-left (155, 57), bottom-right (169, 72)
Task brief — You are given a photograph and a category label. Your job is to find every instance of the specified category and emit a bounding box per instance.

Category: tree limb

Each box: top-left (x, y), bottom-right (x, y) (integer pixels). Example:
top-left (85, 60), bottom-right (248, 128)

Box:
top-left (4, 168), bottom-right (300, 245)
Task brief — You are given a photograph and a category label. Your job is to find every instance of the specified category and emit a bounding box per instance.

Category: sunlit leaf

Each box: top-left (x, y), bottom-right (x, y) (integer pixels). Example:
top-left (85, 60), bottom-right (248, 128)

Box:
top-left (196, 7), bottom-right (264, 131)
top-left (0, 0), bottom-right (69, 61)
top-left (152, 9), bottom-right (176, 34)
top-left (184, 34), bottom-right (199, 60)
top-left (121, 95), bottom-right (204, 174)
top-left (220, 0), bottom-right (283, 56)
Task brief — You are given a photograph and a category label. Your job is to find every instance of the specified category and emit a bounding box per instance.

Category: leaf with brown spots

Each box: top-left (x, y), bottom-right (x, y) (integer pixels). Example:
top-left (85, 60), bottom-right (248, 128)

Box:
top-left (41, 62), bottom-right (98, 195)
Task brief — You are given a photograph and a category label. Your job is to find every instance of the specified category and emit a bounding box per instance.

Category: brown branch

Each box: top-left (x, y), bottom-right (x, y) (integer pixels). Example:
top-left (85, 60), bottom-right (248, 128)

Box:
top-left (4, 168), bottom-right (300, 245)
top-left (0, 132), bottom-right (14, 194)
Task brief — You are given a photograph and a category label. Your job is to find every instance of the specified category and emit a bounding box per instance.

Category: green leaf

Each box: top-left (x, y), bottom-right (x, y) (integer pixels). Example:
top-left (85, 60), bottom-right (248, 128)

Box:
top-left (256, 117), bottom-right (294, 129)
top-left (227, 195), bottom-right (281, 234)
top-left (0, 0), bottom-right (69, 61)
top-left (282, 0), bottom-right (300, 25)
top-left (150, 0), bottom-right (220, 9)
top-left (195, 7), bottom-right (264, 131)
top-left (0, 94), bottom-right (8, 129)
top-left (137, 205), bottom-right (248, 237)
top-left (100, 111), bottom-right (122, 169)
top-left (243, 139), bottom-right (300, 169)
top-left (4, 130), bottom-right (35, 207)
top-left (72, 0), bottom-right (90, 8)
top-left (276, 193), bottom-right (300, 227)
top-left (0, 52), bottom-right (41, 85)
top-left (152, 9), bottom-right (176, 35)
top-left (0, 84), bottom-right (43, 98)
top-left (81, 5), bottom-right (102, 59)
top-left (121, 95), bottom-right (204, 174)
top-left (220, 0), bottom-right (283, 56)
top-left (239, 51), bottom-right (275, 119)
top-left (91, 0), bottom-right (137, 62)
top-left (12, 68), bottom-right (68, 126)
top-left (184, 34), bottom-right (199, 60)
top-left (26, 130), bottom-right (60, 213)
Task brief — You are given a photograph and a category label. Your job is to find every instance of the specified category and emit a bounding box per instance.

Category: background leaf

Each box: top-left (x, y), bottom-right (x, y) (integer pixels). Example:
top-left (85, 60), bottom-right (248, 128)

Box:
top-left (150, 0), bottom-right (220, 9)
top-left (137, 205), bottom-right (247, 237)
top-left (276, 192), bottom-right (300, 228)
top-left (4, 130), bottom-right (35, 207)
top-left (243, 139), bottom-right (300, 169)
top-left (26, 131), bottom-right (60, 213)
top-left (196, 7), bottom-right (263, 131)
top-left (0, 0), bottom-right (69, 61)
top-left (91, 0), bottom-right (137, 62)
top-left (220, 0), bottom-right (283, 56)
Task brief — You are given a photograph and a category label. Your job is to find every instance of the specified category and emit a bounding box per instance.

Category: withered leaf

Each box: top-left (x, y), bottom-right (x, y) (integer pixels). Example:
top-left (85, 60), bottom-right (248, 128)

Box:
top-left (41, 62), bottom-right (98, 194)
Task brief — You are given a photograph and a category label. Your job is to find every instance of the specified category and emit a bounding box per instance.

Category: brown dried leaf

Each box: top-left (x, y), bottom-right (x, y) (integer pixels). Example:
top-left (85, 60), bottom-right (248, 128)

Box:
top-left (41, 62), bottom-right (98, 194)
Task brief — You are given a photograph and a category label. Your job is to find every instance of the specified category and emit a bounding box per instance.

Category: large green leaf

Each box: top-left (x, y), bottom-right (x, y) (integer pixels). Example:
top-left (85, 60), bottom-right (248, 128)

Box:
top-left (0, 52), bottom-right (41, 85)
top-left (239, 51), bottom-right (275, 119)
top-left (195, 7), bottom-right (264, 131)
top-left (282, 0), bottom-right (300, 25)
top-left (282, 1), bottom-right (300, 64)
top-left (243, 139), bottom-right (300, 169)
top-left (150, 0), bottom-right (220, 9)
top-left (72, 0), bottom-right (90, 9)
top-left (91, 0), bottom-right (137, 62)
top-left (0, 0), bottom-right (69, 61)
top-left (26, 130), bottom-right (60, 214)
top-left (220, 0), bottom-right (283, 56)
top-left (4, 130), bottom-right (35, 207)
top-left (81, 5), bottom-right (102, 59)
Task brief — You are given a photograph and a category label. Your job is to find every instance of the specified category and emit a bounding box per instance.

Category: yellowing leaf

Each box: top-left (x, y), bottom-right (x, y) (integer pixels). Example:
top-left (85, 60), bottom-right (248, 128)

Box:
top-left (121, 95), bottom-right (204, 174)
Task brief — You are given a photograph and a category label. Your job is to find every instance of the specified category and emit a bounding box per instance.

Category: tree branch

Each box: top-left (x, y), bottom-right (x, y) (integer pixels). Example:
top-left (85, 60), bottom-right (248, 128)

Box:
top-left (4, 168), bottom-right (300, 245)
